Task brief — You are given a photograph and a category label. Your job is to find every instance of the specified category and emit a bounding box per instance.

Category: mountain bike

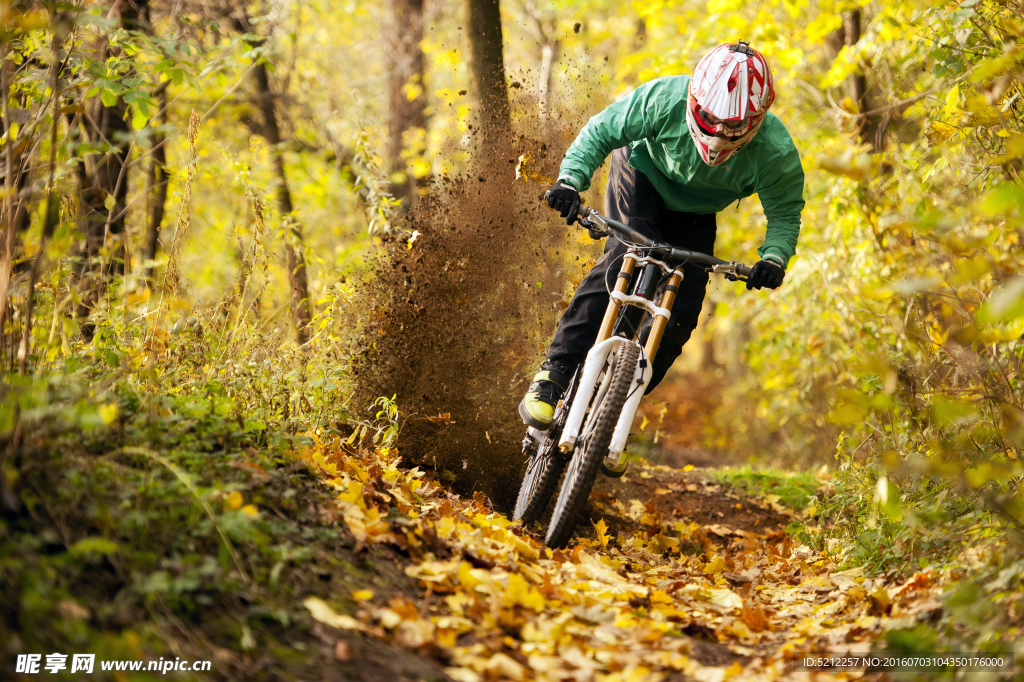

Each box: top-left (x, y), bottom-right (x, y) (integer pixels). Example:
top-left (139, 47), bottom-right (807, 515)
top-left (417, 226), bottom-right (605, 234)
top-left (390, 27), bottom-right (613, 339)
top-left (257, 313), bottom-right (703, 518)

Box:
top-left (514, 203), bottom-right (752, 548)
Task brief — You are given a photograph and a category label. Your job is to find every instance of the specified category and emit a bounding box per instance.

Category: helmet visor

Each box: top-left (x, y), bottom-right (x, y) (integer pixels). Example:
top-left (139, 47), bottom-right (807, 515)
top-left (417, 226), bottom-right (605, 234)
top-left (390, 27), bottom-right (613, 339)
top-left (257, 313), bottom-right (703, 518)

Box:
top-left (698, 108), bottom-right (747, 131)
top-left (692, 100), bottom-right (760, 140)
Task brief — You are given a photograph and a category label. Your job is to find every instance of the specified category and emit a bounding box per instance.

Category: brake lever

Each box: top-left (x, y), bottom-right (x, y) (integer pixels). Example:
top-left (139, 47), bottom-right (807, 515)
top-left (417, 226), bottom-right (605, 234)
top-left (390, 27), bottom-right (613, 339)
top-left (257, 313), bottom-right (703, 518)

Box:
top-left (576, 216), bottom-right (607, 240)
top-left (709, 262), bottom-right (749, 282)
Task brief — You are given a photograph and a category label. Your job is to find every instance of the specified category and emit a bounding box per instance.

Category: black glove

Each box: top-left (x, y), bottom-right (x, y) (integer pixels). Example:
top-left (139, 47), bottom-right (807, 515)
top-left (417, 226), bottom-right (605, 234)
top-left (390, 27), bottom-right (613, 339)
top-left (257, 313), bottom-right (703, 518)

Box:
top-left (546, 181), bottom-right (581, 225)
top-left (746, 258), bottom-right (785, 290)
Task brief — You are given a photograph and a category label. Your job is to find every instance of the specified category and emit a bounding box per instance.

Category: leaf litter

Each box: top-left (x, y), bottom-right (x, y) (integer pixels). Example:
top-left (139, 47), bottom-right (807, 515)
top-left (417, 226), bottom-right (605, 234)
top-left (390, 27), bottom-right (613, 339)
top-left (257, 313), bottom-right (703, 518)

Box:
top-left (301, 437), bottom-right (953, 681)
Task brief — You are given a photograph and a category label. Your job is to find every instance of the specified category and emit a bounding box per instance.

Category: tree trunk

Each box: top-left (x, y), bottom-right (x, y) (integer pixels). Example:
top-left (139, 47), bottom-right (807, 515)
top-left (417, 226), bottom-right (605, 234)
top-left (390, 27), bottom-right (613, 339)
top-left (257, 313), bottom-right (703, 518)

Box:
top-left (9, 146), bottom-right (32, 275)
top-left (16, 33), bottom-right (63, 375)
top-left (0, 51), bottom-right (36, 351)
top-left (385, 0), bottom-right (426, 204)
top-left (71, 82), bottom-right (131, 329)
top-left (71, 0), bottom-right (149, 335)
top-left (525, 0), bottom-right (557, 130)
top-left (464, 0), bottom-right (512, 168)
top-left (537, 38), bottom-right (557, 124)
top-left (250, 44), bottom-right (312, 345)
top-left (144, 86), bottom-right (168, 284)
top-left (634, 18), bottom-right (647, 48)
top-left (843, 9), bottom-right (884, 151)
top-left (0, 45), bottom-right (14, 349)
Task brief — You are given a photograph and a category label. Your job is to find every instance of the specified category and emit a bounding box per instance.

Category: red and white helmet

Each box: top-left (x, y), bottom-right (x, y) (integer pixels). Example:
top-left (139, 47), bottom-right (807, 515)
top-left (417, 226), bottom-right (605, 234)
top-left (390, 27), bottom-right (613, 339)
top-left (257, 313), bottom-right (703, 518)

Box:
top-left (686, 41), bottom-right (776, 166)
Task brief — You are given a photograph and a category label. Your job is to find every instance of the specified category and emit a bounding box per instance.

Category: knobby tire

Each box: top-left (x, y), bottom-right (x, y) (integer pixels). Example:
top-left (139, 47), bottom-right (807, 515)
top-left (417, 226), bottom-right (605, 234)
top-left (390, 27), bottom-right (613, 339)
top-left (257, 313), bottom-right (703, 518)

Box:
top-left (545, 342), bottom-right (640, 548)
top-left (513, 376), bottom-right (578, 525)
top-left (513, 446), bottom-right (565, 525)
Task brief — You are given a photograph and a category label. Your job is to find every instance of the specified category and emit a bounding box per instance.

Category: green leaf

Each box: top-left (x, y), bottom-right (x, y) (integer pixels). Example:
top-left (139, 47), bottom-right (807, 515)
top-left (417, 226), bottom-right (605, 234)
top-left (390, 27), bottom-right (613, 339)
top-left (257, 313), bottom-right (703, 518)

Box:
top-left (70, 536), bottom-right (121, 558)
top-left (0, 402), bottom-right (14, 437)
top-left (140, 570), bottom-right (173, 594)
top-left (976, 277), bottom-right (1024, 324)
top-left (930, 395), bottom-right (979, 426)
top-left (979, 182), bottom-right (1024, 217)
top-left (944, 581), bottom-right (982, 608)
top-left (952, 255), bottom-right (991, 285)
top-left (828, 400), bottom-right (868, 426)
top-left (874, 476), bottom-right (902, 522)
top-left (884, 625), bottom-right (938, 652)
top-left (100, 88), bottom-right (118, 108)
top-left (994, 134), bottom-right (1024, 164)
top-left (131, 108), bottom-right (149, 131)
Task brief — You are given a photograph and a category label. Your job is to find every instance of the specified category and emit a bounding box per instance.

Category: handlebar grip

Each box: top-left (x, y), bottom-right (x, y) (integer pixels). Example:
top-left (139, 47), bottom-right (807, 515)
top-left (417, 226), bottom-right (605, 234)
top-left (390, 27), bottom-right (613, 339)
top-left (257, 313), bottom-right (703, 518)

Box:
top-left (543, 192), bottom-right (591, 222)
top-left (737, 264), bottom-right (752, 279)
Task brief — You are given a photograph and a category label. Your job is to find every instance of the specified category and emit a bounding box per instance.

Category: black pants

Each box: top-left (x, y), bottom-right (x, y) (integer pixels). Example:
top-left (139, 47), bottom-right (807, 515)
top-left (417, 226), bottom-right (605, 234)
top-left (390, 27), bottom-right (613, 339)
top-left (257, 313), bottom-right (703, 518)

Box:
top-left (544, 146), bottom-right (717, 393)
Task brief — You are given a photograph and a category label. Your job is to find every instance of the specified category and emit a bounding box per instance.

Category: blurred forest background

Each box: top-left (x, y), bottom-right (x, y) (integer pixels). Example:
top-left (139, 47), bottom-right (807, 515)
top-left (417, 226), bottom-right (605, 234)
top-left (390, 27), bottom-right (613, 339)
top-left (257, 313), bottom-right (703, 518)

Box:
top-left (2, 0), bottom-right (1024, 675)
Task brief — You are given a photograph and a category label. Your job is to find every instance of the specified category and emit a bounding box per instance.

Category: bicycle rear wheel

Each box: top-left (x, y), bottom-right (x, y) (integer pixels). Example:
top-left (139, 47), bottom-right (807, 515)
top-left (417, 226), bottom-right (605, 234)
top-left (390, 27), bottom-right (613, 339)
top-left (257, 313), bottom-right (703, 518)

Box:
top-left (513, 446), bottom-right (564, 525)
top-left (545, 342), bottom-right (640, 548)
top-left (513, 376), bottom-right (577, 525)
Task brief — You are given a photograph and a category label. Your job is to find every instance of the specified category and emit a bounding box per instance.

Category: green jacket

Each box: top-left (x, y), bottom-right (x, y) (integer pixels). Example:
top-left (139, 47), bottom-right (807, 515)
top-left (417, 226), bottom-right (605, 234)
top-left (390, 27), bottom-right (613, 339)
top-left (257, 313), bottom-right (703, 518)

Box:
top-left (559, 75), bottom-right (805, 264)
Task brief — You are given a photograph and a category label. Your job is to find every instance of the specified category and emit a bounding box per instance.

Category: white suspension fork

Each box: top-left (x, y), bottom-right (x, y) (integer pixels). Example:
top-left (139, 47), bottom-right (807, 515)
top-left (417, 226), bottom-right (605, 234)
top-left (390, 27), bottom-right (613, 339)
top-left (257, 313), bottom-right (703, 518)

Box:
top-left (608, 355), bottom-right (651, 459)
top-left (558, 337), bottom-right (639, 452)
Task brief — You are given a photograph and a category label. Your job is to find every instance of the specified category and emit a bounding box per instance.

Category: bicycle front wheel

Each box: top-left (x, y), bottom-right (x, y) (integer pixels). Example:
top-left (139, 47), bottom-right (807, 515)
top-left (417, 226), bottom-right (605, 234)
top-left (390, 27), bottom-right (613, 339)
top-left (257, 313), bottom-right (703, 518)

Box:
top-left (545, 342), bottom-right (640, 548)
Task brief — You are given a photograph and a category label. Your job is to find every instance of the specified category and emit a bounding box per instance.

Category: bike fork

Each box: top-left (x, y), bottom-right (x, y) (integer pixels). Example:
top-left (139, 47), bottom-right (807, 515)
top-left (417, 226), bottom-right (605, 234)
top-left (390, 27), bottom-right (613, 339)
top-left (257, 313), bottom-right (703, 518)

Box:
top-left (558, 254), bottom-right (686, 466)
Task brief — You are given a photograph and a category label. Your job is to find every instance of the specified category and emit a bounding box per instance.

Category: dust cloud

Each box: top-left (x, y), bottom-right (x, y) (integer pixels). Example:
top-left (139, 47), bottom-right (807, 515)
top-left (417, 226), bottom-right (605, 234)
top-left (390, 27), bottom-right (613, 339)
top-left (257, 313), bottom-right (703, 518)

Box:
top-left (351, 136), bottom-right (589, 512)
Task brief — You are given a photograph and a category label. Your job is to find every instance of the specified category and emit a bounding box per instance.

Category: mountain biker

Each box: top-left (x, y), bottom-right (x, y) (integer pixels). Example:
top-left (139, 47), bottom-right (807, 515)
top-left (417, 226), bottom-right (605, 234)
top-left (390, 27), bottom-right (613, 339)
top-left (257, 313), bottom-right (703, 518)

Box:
top-left (519, 41), bottom-right (805, 430)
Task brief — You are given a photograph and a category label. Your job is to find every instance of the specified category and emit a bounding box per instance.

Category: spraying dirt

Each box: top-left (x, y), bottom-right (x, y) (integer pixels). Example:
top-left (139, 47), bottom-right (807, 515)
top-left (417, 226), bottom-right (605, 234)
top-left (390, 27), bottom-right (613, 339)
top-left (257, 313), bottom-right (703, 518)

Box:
top-left (351, 134), bottom-right (594, 513)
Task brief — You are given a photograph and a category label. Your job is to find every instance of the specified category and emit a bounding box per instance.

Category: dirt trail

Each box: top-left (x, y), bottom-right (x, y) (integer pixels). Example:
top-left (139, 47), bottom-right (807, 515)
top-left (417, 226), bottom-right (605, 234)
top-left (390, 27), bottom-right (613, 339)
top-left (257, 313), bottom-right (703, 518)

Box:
top-left (306, 440), bottom-right (948, 681)
top-left (591, 464), bottom-right (794, 540)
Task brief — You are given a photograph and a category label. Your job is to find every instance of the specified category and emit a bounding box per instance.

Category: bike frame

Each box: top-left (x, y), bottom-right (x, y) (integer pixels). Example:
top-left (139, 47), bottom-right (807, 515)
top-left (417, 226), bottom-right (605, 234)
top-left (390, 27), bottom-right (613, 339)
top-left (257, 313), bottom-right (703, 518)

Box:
top-left (555, 208), bottom-right (751, 472)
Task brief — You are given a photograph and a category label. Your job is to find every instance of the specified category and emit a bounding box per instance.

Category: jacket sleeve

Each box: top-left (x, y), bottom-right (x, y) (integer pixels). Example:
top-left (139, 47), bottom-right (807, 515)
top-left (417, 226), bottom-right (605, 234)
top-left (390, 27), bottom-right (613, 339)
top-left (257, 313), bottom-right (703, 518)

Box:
top-left (558, 80), bottom-right (669, 191)
top-left (755, 136), bottom-right (805, 264)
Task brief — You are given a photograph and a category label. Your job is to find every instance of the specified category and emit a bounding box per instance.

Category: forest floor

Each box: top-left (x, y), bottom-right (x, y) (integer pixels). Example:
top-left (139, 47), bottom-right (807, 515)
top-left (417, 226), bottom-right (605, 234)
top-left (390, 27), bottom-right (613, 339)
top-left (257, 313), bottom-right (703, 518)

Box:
top-left (1, 394), bottom-right (959, 681)
top-left (296, 439), bottom-right (955, 682)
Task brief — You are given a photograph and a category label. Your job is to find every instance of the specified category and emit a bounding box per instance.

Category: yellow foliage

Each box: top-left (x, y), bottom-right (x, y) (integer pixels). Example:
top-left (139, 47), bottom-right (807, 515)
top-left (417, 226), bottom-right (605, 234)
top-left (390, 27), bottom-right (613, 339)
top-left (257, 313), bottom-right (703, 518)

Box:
top-left (926, 120), bottom-right (959, 146)
top-left (502, 572), bottom-right (546, 612)
top-left (814, 143), bottom-right (875, 181)
top-left (821, 45), bottom-right (859, 89)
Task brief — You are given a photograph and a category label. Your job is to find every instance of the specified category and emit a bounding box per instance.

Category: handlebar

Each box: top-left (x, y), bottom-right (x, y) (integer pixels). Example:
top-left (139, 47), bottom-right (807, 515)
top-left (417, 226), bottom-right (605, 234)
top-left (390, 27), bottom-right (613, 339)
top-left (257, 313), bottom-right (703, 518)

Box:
top-left (574, 204), bottom-right (753, 281)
